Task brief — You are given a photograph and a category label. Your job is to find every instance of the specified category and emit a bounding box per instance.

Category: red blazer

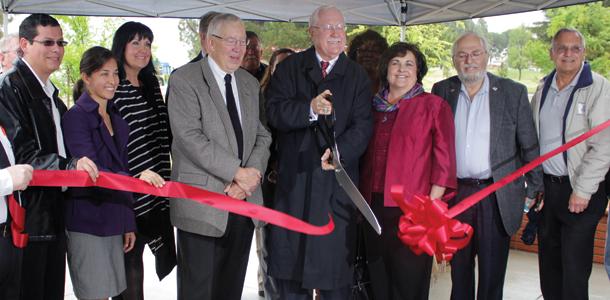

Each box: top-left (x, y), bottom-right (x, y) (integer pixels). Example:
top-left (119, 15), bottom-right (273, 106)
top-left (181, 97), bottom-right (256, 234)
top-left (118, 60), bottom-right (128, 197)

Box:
top-left (360, 92), bottom-right (457, 207)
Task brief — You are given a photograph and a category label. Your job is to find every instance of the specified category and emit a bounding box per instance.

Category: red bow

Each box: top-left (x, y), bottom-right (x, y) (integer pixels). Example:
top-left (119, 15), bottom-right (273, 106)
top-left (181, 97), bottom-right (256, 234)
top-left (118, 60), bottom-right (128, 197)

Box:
top-left (392, 185), bottom-right (472, 261)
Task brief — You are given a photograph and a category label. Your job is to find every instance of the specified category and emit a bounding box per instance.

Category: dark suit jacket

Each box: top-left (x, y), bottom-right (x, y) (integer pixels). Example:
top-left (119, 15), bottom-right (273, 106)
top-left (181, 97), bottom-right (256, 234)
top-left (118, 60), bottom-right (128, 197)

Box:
top-left (432, 73), bottom-right (543, 235)
top-left (265, 47), bottom-right (373, 288)
top-left (62, 92), bottom-right (136, 236)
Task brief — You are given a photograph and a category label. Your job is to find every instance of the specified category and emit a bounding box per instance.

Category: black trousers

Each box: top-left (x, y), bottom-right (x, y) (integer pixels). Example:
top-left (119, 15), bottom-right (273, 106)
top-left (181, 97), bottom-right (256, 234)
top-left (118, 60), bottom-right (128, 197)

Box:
top-left (274, 279), bottom-right (350, 300)
top-left (364, 193), bottom-right (433, 300)
top-left (176, 213), bottom-right (254, 300)
top-left (20, 231), bottom-right (66, 300)
top-left (449, 182), bottom-right (510, 300)
top-left (538, 176), bottom-right (607, 300)
top-left (0, 231), bottom-right (23, 300)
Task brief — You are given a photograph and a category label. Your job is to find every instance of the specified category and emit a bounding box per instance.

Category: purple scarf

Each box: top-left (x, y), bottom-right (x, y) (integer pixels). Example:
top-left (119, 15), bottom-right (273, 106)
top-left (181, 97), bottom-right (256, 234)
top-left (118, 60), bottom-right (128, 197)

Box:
top-left (373, 83), bottom-right (424, 112)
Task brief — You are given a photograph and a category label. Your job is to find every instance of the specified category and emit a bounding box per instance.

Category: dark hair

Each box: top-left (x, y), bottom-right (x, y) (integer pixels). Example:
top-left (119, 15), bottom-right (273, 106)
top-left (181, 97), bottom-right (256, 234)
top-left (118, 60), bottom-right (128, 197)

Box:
top-left (260, 48), bottom-right (295, 92)
top-left (19, 14), bottom-right (61, 42)
top-left (111, 21), bottom-right (156, 80)
top-left (378, 42), bottom-right (428, 88)
top-left (111, 21), bottom-right (158, 103)
top-left (246, 30), bottom-right (259, 40)
top-left (73, 46), bottom-right (116, 100)
top-left (347, 29), bottom-right (388, 61)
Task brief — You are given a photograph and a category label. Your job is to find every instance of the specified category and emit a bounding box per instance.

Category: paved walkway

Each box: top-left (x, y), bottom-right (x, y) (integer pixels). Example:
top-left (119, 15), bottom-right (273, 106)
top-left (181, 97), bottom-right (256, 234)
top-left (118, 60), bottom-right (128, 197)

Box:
top-left (64, 242), bottom-right (610, 299)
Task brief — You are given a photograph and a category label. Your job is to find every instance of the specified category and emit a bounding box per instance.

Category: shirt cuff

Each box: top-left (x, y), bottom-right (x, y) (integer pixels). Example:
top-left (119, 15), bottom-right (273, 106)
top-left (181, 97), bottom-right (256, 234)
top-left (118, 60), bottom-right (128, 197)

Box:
top-left (0, 168), bottom-right (14, 197)
top-left (309, 107), bottom-right (318, 122)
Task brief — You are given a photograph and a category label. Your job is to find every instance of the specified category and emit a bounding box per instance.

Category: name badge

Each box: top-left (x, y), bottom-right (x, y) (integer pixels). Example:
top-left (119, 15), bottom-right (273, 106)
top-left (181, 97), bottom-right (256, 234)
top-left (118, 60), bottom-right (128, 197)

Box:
top-left (576, 102), bottom-right (586, 115)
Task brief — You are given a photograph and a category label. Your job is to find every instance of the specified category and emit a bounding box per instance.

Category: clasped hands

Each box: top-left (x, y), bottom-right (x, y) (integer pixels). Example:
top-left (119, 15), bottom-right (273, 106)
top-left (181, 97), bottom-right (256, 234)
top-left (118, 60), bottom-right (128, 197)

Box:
top-left (225, 167), bottom-right (261, 199)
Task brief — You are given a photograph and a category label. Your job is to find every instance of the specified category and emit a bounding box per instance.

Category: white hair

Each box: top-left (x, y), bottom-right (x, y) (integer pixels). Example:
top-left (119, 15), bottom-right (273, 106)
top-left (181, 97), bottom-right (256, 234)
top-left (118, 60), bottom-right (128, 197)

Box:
top-left (451, 32), bottom-right (490, 57)
top-left (0, 33), bottom-right (19, 52)
top-left (206, 13), bottom-right (242, 37)
top-left (309, 5), bottom-right (343, 28)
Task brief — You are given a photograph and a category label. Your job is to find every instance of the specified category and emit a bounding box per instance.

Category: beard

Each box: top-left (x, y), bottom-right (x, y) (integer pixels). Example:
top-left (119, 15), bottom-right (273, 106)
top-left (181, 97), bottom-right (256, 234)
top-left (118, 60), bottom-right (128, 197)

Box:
top-left (457, 64), bottom-right (486, 85)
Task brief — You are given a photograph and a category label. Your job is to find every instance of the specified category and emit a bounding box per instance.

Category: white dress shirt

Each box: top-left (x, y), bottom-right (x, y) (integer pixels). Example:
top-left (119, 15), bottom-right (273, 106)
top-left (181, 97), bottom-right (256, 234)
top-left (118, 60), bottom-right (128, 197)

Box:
top-left (309, 52), bottom-right (340, 122)
top-left (0, 127), bottom-right (15, 223)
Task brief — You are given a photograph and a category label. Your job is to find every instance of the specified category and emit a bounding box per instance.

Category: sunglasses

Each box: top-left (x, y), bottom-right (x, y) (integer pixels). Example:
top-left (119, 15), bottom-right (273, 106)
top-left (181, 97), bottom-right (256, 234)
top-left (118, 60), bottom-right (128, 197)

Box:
top-left (31, 39), bottom-right (69, 47)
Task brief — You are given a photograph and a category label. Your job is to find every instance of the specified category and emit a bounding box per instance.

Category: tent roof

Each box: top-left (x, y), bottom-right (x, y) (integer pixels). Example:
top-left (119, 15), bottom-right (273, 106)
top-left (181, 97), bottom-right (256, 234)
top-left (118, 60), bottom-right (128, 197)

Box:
top-left (1, 0), bottom-right (598, 26)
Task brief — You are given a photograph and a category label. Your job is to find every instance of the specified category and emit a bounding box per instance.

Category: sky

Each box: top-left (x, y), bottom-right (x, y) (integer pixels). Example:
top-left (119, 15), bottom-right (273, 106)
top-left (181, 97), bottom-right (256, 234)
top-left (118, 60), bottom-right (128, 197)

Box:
top-left (6, 10), bottom-right (546, 70)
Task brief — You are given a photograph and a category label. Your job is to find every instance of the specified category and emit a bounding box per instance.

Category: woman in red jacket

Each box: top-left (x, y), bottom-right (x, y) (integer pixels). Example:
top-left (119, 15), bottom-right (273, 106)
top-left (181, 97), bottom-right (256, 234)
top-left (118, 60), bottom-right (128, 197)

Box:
top-left (359, 42), bottom-right (457, 300)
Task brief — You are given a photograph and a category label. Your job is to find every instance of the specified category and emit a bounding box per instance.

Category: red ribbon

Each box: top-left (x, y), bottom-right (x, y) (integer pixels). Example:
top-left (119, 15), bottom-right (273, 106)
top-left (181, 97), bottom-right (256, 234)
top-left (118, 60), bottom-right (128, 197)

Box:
top-left (10, 170), bottom-right (334, 248)
top-left (395, 118), bottom-right (610, 261)
top-left (393, 185), bottom-right (472, 262)
top-left (8, 194), bottom-right (28, 247)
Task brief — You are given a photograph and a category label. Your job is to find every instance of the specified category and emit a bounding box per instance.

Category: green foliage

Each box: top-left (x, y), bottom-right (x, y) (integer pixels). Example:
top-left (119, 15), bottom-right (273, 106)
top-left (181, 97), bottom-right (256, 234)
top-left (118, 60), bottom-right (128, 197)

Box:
top-left (524, 39), bottom-right (554, 74)
top-left (244, 21), bottom-right (311, 61)
top-left (507, 26), bottom-right (531, 80)
top-left (543, 2), bottom-right (610, 77)
top-left (178, 19), bottom-right (199, 59)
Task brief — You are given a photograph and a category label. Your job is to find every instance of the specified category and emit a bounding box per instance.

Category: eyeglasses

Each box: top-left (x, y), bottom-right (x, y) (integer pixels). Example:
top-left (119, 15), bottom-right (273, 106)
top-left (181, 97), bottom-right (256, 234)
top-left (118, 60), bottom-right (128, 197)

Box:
top-left (311, 23), bottom-right (345, 31)
top-left (455, 50), bottom-right (486, 61)
top-left (31, 39), bottom-right (69, 47)
top-left (552, 45), bottom-right (584, 54)
top-left (211, 34), bottom-right (248, 47)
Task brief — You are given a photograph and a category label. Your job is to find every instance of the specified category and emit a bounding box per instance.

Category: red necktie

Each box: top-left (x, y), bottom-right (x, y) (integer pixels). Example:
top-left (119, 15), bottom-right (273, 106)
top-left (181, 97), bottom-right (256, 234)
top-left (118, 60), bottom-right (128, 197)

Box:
top-left (321, 61), bottom-right (329, 78)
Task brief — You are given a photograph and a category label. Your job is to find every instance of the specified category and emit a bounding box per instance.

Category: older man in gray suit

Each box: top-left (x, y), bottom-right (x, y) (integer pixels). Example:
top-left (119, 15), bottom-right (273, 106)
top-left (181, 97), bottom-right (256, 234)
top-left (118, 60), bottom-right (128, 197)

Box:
top-left (431, 32), bottom-right (543, 300)
top-left (167, 13), bottom-right (271, 300)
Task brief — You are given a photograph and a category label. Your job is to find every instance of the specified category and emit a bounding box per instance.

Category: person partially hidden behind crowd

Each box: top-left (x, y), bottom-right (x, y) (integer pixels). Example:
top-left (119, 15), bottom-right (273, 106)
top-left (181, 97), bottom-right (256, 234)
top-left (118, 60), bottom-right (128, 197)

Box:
top-left (111, 21), bottom-right (176, 300)
top-left (358, 42), bottom-right (456, 300)
top-left (0, 128), bottom-right (33, 300)
top-left (0, 33), bottom-right (19, 73)
top-left (0, 13), bottom-right (99, 300)
top-left (241, 31), bottom-right (267, 81)
top-left (63, 46), bottom-right (166, 300)
top-left (531, 28), bottom-right (610, 300)
top-left (256, 47), bottom-right (295, 299)
top-left (347, 29), bottom-right (388, 94)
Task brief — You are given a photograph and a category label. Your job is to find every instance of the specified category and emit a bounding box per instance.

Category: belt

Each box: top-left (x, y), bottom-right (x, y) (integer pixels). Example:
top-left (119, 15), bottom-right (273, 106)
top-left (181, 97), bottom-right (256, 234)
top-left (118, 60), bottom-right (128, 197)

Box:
top-left (457, 178), bottom-right (493, 186)
top-left (0, 222), bottom-right (10, 238)
top-left (544, 174), bottom-right (569, 184)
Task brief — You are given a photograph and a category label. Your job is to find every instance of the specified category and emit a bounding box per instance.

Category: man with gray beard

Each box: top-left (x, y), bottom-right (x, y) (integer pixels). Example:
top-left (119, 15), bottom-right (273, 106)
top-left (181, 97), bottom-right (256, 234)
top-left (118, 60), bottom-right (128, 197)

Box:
top-left (432, 32), bottom-right (543, 300)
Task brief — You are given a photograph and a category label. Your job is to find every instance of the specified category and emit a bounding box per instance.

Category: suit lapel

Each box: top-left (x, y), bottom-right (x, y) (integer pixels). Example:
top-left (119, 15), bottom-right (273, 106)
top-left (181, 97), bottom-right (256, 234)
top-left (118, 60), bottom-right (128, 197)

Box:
top-left (446, 77), bottom-right (461, 114)
top-left (236, 71), bottom-right (254, 157)
top-left (200, 59), bottom-right (239, 158)
top-left (488, 73), bottom-right (505, 156)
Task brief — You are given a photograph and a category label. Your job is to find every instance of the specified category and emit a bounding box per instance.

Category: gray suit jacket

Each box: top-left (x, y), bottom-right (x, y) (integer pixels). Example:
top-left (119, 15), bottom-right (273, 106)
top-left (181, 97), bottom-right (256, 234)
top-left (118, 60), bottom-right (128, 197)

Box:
top-left (432, 73), bottom-right (543, 235)
top-left (167, 57), bottom-right (271, 237)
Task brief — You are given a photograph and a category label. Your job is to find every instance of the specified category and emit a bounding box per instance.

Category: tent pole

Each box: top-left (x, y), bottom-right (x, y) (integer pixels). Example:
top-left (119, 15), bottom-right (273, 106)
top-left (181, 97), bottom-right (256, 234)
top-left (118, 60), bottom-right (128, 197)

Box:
top-left (400, 0), bottom-right (407, 42)
top-left (3, 12), bottom-right (7, 35)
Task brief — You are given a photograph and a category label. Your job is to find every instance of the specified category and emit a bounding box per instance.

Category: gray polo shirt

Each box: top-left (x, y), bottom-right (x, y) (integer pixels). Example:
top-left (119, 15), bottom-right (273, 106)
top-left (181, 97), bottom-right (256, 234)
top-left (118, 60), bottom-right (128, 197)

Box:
top-left (455, 74), bottom-right (492, 179)
top-left (539, 64), bottom-right (583, 176)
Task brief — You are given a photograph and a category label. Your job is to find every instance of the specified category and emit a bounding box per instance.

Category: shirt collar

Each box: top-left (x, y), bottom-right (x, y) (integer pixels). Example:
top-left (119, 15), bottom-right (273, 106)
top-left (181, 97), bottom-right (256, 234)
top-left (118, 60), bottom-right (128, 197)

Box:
top-left (208, 55), bottom-right (233, 79)
top-left (550, 62), bottom-right (584, 92)
top-left (460, 73), bottom-right (489, 99)
top-left (21, 58), bottom-right (56, 98)
top-left (315, 52), bottom-right (339, 72)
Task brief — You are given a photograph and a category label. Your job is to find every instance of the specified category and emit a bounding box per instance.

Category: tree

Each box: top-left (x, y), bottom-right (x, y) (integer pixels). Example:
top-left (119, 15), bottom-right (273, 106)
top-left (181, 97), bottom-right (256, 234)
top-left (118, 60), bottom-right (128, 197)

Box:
top-left (543, 2), bottom-right (610, 77)
top-left (178, 19), bottom-right (199, 59)
top-left (506, 26), bottom-right (531, 80)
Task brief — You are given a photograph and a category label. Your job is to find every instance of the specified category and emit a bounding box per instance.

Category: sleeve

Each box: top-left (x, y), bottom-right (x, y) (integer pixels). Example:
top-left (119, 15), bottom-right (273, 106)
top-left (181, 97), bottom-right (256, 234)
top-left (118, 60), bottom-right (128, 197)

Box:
top-left (167, 71), bottom-right (241, 183)
top-left (0, 168), bottom-right (13, 196)
top-left (265, 59), bottom-right (314, 132)
top-left (430, 99), bottom-right (457, 190)
top-left (335, 72), bottom-right (373, 165)
top-left (515, 83), bottom-right (544, 199)
top-left (572, 78), bottom-right (610, 199)
top-left (243, 84), bottom-right (271, 174)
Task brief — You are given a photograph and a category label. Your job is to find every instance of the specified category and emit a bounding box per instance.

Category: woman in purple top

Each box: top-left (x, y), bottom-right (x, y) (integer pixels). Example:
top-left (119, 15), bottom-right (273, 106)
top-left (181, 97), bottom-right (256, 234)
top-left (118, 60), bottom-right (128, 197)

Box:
top-left (62, 46), bottom-right (164, 300)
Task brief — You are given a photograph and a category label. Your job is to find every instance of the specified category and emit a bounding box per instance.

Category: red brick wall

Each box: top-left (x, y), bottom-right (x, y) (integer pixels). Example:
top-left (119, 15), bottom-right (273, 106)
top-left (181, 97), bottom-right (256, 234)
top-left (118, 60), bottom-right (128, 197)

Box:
top-left (510, 210), bottom-right (608, 264)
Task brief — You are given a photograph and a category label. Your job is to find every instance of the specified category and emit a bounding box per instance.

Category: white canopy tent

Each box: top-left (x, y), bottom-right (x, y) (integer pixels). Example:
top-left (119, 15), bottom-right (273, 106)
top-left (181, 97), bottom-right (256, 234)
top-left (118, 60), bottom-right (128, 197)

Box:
top-left (1, 0), bottom-right (598, 27)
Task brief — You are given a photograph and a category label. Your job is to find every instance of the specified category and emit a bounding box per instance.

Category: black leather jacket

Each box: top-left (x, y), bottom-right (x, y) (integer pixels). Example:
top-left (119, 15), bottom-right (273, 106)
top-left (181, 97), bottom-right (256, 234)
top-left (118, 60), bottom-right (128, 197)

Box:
top-left (0, 58), bottom-right (77, 241)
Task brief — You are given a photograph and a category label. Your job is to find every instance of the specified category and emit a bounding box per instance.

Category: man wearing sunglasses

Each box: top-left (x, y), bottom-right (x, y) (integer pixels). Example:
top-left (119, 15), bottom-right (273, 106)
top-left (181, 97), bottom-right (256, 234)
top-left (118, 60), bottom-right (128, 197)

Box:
top-left (531, 28), bottom-right (610, 300)
top-left (0, 13), bottom-right (99, 300)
